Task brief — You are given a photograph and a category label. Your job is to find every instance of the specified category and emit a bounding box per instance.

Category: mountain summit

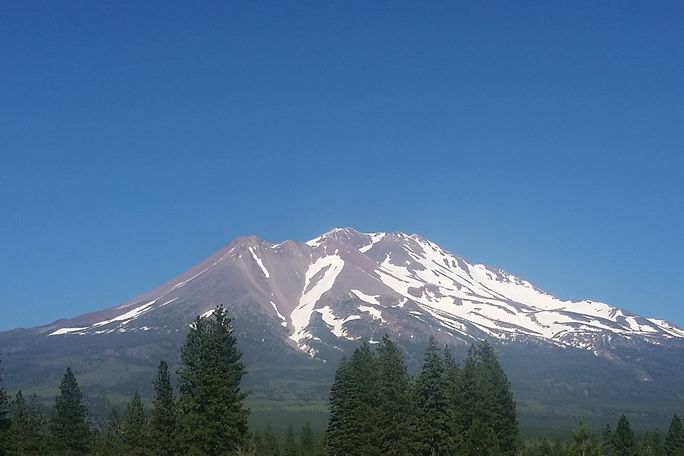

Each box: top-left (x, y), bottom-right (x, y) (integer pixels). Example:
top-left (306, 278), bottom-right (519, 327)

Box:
top-left (40, 228), bottom-right (684, 357)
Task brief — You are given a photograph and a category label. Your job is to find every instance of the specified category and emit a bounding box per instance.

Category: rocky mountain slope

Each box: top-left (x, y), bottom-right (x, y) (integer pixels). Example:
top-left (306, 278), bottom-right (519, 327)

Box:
top-left (38, 228), bottom-right (684, 357)
top-left (2, 228), bottom-right (684, 430)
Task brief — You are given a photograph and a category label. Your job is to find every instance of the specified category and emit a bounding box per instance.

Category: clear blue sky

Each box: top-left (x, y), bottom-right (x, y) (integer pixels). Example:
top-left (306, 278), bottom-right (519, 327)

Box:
top-left (1, 1), bottom-right (683, 330)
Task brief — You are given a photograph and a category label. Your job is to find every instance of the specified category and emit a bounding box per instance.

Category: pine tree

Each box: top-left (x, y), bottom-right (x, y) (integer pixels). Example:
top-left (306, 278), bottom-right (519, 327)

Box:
top-left (299, 423), bottom-right (316, 456)
top-left (0, 359), bottom-right (10, 456)
top-left (176, 305), bottom-right (250, 456)
top-left (464, 342), bottom-right (519, 455)
top-left (95, 409), bottom-right (125, 456)
top-left (121, 392), bottom-right (147, 456)
top-left (348, 343), bottom-right (380, 456)
top-left (259, 425), bottom-right (279, 456)
top-left (49, 367), bottom-right (90, 456)
top-left (325, 357), bottom-right (353, 456)
top-left (613, 415), bottom-right (636, 456)
top-left (148, 360), bottom-right (176, 456)
top-left (443, 345), bottom-right (462, 437)
top-left (459, 418), bottom-right (501, 456)
top-left (641, 430), bottom-right (666, 456)
top-left (283, 425), bottom-right (300, 456)
top-left (665, 415), bottom-right (684, 456)
top-left (571, 421), bottom-right (595, 456)
top-left (414, 337), bottom-right (455, 456)
top-left (8, 391), bottom-right (48, 455)
top-left (602, 424), bottom-right (615, 456)
top-left (376, 334), bottom-right (414, 456)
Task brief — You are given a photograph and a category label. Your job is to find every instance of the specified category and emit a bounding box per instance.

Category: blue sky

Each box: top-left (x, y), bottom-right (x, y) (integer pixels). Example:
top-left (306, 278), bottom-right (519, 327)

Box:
top-left (1, 1), bottom-right (683, 330)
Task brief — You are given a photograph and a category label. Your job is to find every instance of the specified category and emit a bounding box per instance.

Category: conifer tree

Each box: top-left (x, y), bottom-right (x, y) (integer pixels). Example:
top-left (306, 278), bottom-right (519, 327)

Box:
top-left (176, 306), bottom-right (249, 456)
top-left (414, 337), bottom-right (455, 456)
top-left (0, 359), bottom-right (9, 456)
top-left (49, 367), bottom-right (90, 456)
top-left (326, 357), bottom-right (353, 456)
top-left (348, 343), bottom-right (380, 456)
top-left (666, 415), bottom-right (684, 456)
top-left (96, 409), bottom-right (125, 456)
top-left (571, 421), bottom-right (595, 456)
top-left (259, 425), bottom-right (279, 456)
top-left (459, 418), bottom-right (501, 456)
top-left (283, 425), bottom-right (300, 456)
top-left (602, 424), bottom-right (615, 456)
top-left (148, 360), bottom-right (176, 456)
top-left (464, 342), bottom-right (518, 455)
top-left (443, 345), bottom-right (462, 437)
top-left (613, 415), bottom-right (636, 456)
top-left (8, 391), bottom-right (48, 455)
top-left (641, 430), bottom-right (665, 456)
top-left (121, 392), bottom-right (147, 456)
top-left (376, 335), bottom-right (414, 456)
top-left (299, 423), bottom-right (316, 456)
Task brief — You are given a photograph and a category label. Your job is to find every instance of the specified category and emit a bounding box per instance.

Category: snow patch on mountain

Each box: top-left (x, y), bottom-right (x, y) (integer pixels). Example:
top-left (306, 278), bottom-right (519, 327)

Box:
top-left (249, 247), bottom-right (270, 278)
top-left (289, 254), bottom-right (345, 344)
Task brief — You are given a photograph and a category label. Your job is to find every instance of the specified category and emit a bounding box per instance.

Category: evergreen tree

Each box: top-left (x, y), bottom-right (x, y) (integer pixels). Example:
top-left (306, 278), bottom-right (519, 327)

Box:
top-left (148, 360), bottom-right (176, 456)
top-left (325, 357), bottom-right (354, 456)
top-left (176, 306), bottom-right (250, 456)
top-left (641, 430), bottom-right (666, 456)
top-left (613, 415), bottom-right (636, 456)
top-left (571, 421), bottom-right (595, 456)
top-left (414, 337), bottom-right (455, 456)
top-left (349, 343), bottom-right (380, 456)
top-left (0, 359), bottom-right (9, 456)
top-left (299, 423), bottom-right (317, 456)
top-left (376, 335), bottom-right (414, 456)
top-left (7, 391), bottom-right (48, 456)
top-left (602, 425), bottom-right (616, 456)
top-left (465, 342), bottom-right (519, 455)
top-left (443, 345), bottom-right (462, 437)
top-left (325, 344), bottom-right (379, 456)
top-left (459, 418), bottom-right (501, 456)
top-left (283, 425), bottom-right (300, 456)
top-left (121, 392), bottom-right (147, 456)
top-left (49, 367), bottom-right (90, 456)
top-left (259, 425), bottom-right (279, 456)
top-left (94, 409), bottom-right (124, 456)
top-left (666, 415), bottom-right (684, 456)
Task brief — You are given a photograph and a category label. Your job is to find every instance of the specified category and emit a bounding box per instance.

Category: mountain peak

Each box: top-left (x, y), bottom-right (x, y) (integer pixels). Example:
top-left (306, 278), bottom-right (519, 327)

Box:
top-left (37, 228), bottom-right (684, 357)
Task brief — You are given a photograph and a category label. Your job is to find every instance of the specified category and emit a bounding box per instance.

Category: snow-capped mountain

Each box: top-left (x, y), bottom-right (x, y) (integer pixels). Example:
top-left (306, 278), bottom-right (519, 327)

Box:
top-left (40, 228), bottom-right (684, 356)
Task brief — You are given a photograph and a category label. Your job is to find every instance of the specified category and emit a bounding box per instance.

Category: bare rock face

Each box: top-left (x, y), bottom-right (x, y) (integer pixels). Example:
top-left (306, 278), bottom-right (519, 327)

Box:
top-left (38, 227), bottom-right (684, 358)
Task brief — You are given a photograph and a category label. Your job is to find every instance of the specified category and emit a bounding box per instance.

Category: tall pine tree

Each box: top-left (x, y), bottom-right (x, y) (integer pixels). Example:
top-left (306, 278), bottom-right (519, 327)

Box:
top-left (459, 418), bottom-right (501, 456)
top-left (326, 357), bottom-right (353, 456)
top-left (613, 415), bottom-right (636, 456)
top-left (283, 425), bottom-right (300, 456)
top-left (463, 342), bottom-right (518, 455)
top-left (95, 409), bottom-right (125, 456)
top-left (148, 360), bottom-right (176, 456)
top-left (49, 367), bottom-right (90, 456)
top-left (665, 415), bottom-right (684, 456)
top-left (376, 334), bottom-right (414, 456)
top-left (121, 392), bottom-right (147, 456)
top-left (176, 305), bottom-right (249, 456)
top-left (8, 391), bottom-right (48, 455)
top-left (414, 337), bottom-right (455, 456)
top-left (299, 423), bottom-right (317, 456)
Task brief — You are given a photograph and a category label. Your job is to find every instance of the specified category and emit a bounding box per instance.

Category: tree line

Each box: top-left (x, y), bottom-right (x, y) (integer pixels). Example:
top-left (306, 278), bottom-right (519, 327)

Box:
top-left (522, 414), bottom-right (684, 456)
top-left (1, 307), bottom-right (683, 456)
top-left (325, 334), bottom-right (518, 456)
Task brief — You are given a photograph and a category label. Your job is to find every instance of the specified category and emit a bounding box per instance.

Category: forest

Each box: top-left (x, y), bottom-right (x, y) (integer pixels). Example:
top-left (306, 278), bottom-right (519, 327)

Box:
top-left (1, 306), bottom-right (683, 456)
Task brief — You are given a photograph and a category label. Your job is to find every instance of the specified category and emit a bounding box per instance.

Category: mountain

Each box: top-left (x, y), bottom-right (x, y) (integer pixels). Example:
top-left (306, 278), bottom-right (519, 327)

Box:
top-left (2, 228), bottom-right (684, 431)
top-left (35, 227), bottom-right (684, 353)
